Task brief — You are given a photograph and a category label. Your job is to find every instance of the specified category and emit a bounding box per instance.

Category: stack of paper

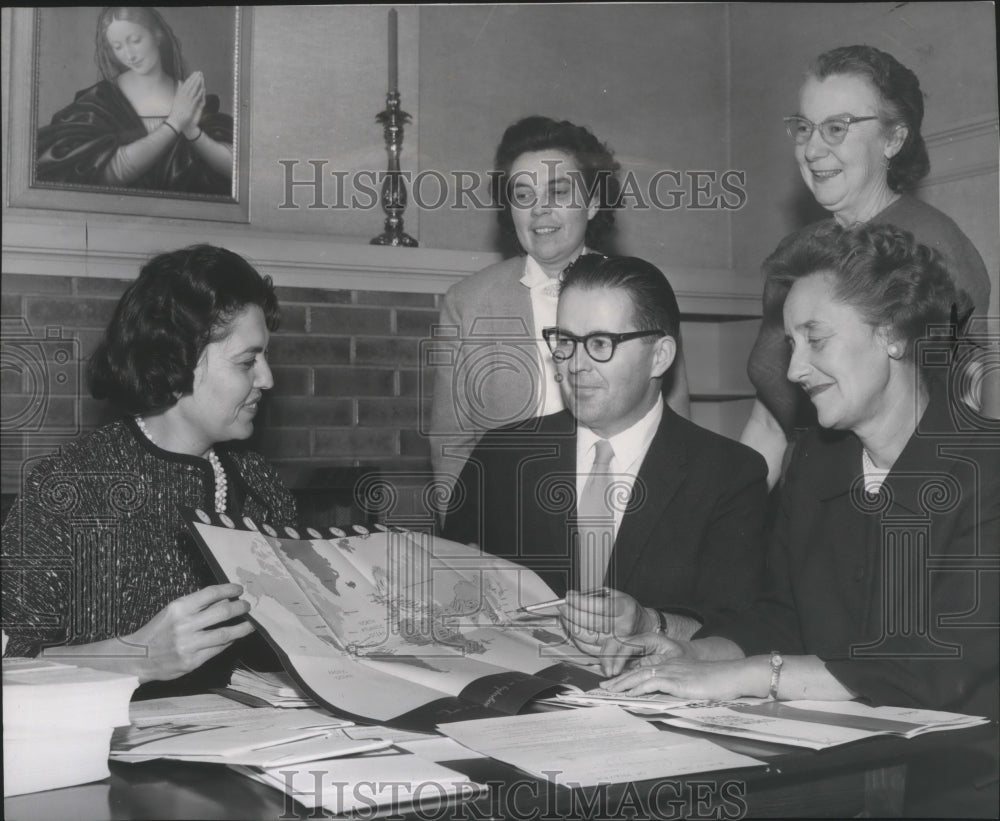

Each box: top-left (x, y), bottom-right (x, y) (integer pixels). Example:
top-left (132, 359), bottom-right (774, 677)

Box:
top-left (657, 700), bottom-right (991, 750)
top-left (438, 705), bottom-right (763, 786)
top-left (3, 658), bottom-right (139, 796)
top-left (112, 705), bottom-right (390, 766)
top-left (128, 693), bottom-right (259, 726)
top-left (232, 753), bottom-right (487, 817)
top-left (226, 667), bottom-right (316, 708)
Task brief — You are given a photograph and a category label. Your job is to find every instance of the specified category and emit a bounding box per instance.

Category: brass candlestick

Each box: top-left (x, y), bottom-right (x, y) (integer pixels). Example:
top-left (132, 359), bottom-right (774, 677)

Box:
top-left (370, 92), bottom-right (417, 247)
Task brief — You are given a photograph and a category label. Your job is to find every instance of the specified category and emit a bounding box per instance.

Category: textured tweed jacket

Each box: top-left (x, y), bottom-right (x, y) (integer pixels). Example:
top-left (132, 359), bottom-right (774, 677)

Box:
top-left (1, 418), bottom-right (296, 693)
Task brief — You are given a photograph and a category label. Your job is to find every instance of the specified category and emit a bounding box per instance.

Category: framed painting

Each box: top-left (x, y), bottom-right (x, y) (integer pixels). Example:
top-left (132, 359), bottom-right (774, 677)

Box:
top-left (6, 6), bottom-right (251, 222)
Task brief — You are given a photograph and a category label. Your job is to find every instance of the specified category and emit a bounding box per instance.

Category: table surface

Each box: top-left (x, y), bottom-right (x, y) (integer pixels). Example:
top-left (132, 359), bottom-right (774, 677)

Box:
top-left (4, 721), bottom-right (996, 820)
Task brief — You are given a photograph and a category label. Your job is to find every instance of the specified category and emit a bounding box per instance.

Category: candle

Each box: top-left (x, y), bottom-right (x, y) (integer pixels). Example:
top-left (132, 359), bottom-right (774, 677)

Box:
top-left (388, 8), bottom-right (398, 94)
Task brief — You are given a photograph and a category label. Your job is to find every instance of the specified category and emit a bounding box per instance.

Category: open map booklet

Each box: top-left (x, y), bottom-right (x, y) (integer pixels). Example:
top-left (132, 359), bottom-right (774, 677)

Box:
top-left (184, 509), bottom-right (601, 730)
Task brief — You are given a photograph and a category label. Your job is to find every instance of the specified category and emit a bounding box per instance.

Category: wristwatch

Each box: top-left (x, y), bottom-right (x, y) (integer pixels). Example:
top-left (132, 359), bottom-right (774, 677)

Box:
top-left (768, 650), bottom-right (784, 700)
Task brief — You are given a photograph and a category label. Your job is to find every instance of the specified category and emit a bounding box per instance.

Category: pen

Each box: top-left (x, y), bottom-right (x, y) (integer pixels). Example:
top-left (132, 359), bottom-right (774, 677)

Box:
top-left (517, 588), bottom-right (609, 614)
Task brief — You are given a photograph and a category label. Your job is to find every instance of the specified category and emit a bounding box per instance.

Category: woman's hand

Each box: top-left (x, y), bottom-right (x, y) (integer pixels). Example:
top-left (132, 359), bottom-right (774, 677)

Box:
top-left (123, 583), bottom-right (253, 683)
top-left (104, 72), bottom-right (212, 185)
top-left (558, 588), bottom-right (655, 673)
top-left (167, 71), bottom-right (206, 138)
top-left (602, 656), bottom-right (764, 701)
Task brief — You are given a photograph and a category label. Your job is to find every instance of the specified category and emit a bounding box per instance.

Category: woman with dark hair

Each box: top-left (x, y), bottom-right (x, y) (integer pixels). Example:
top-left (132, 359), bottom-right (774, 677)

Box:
top-left (36, 7), bottom-right (233, 194)
top-left (430, 116), bottom-right (690, 493)
top-left (1, 245), bottom-right (295, 696)
top-left (740, 45), bottom-right (992, 487)
top-left (602, 223), bottom-right (998, 815)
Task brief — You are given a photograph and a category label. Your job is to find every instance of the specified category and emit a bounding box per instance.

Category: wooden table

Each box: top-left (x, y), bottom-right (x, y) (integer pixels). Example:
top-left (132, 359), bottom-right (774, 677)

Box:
top-left (4, 722), bottom-right (995, 820)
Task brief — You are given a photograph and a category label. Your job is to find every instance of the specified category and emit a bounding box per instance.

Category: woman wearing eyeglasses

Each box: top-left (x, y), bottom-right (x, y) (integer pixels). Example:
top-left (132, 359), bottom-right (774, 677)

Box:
top-left (740, 45), bottom-right (991, 487)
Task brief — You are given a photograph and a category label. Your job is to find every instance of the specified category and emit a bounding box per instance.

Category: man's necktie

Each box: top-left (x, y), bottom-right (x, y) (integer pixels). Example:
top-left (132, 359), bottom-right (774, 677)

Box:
top-left (576, 439), bottom-right (615, 591)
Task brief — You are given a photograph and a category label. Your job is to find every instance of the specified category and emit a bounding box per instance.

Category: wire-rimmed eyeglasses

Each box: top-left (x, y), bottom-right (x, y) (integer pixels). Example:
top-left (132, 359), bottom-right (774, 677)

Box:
top-left (542, 327), bottom-right (665, 363)
top-left (783, 115), bottom-right (879, 146)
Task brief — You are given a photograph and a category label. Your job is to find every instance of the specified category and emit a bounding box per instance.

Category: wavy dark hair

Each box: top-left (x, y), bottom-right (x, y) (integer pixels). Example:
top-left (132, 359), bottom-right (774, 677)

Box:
top-left (560, 253), bottom-right (680, 341)
top-left (809, 45), bottom-right (929, 192)
top-left (96, 7), bottom-right (186, 82)
top-left (88, 245), bottom-right (279, 414)
top-left (762, 222), bottom-right (970, 378)
top-left (492, 116), bottom-right (621, 253)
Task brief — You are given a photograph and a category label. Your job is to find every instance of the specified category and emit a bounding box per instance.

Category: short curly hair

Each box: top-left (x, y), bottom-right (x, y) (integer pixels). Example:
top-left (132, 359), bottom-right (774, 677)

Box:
top-left (763, 222), bottom-right (971, 377)
top-left (88, 245), bottom-right (279, 413)
top-left (809, 45), bottom-right (929, 192)
top-left (492, 116), bottom-right (621, 252)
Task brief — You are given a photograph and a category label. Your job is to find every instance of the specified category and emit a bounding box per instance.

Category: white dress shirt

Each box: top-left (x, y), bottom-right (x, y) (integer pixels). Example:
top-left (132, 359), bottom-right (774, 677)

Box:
top-left (575, 395), bottom-right (664, 540)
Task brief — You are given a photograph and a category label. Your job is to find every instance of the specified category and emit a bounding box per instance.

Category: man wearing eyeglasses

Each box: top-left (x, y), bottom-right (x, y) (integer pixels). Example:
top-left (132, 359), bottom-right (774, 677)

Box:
top-left (443, 254), bottom-right (768, 667)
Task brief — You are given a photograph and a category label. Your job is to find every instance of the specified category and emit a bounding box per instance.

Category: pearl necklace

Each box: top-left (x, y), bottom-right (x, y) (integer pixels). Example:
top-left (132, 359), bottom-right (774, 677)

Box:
top-left (135, 416), bottom-right (228, 513)
top-left (205, 449), bottom-right (229, 513)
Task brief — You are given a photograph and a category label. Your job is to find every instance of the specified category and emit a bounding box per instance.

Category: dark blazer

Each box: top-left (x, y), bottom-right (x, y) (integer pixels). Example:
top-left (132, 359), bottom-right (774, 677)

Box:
top-left (705, 387), bottom-right (999, 718)
top-left (442, 407), bottom-right (768, 620)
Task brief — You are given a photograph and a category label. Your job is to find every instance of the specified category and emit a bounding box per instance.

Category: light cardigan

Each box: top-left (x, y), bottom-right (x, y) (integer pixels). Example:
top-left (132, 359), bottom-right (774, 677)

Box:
top-left (430, 256), bottom-right (545, 492)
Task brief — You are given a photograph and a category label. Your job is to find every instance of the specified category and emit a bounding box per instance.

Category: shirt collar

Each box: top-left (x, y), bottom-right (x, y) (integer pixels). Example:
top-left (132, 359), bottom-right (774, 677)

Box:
top-left (520, 249), bottom-right (590, 291)
top-left (578, 395), bottom-right (664, 473)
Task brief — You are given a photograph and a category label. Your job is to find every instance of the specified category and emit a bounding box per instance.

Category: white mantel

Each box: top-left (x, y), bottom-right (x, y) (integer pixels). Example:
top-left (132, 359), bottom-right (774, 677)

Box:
top-left (1, 211), bottom-right (762, 316)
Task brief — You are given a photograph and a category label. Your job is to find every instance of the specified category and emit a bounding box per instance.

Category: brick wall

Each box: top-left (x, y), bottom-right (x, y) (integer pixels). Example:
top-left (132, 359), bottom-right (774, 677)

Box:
top-left (1, 273), bottom-right (441, 508)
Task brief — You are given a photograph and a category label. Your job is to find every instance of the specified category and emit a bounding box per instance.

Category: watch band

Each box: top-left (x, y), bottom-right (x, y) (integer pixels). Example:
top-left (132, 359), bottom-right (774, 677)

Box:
top-left (769, 650), bottom-right (784, 700)
top-left (654, 608), bottom-right (668, 635)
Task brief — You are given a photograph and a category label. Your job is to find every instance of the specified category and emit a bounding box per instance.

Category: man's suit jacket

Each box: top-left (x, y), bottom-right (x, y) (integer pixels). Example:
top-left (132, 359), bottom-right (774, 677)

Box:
top-left (442, 407), bottom-right (768, 619)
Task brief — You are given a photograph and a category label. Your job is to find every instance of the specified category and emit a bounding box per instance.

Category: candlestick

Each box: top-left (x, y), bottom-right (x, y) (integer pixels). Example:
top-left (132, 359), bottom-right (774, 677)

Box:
top-left (370, 91), bottom-right (417, 247)
top-left (388, 9), bottom-right (398, 94)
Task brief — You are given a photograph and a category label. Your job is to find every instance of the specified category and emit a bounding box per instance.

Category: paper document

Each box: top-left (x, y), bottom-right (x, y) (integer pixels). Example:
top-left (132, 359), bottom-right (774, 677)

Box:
top-left (438, 705), bottom-right (762, 786)
top-left (544, 689), bottom-right (768, 714)
top-left (657, 700), bottom-right (989, 749)
top-left (111, 707), bottom-right (379, 765)
top-left (777, 700), bottom-right (990, 735)
top-left (232, 752), bottom-right (487, 816)
top-left (397, 735), bottom-right (489, 762)
top-left (128, 694), bottom-right (256, 726)
top-left (186, 510), bottom-right (601, 728)
top-left (226, 668), bottom-right (316, 708)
